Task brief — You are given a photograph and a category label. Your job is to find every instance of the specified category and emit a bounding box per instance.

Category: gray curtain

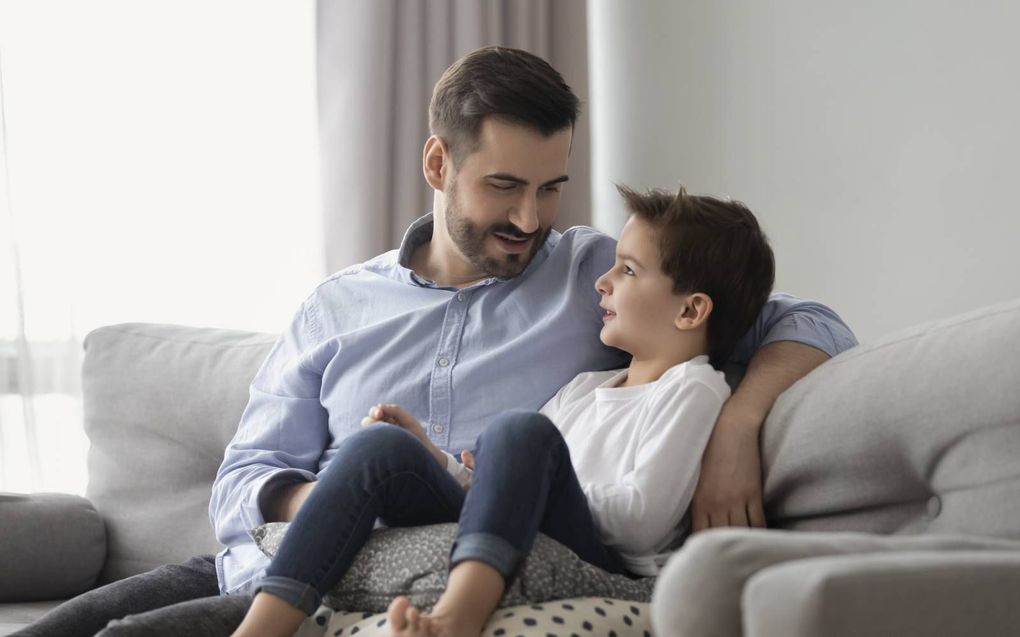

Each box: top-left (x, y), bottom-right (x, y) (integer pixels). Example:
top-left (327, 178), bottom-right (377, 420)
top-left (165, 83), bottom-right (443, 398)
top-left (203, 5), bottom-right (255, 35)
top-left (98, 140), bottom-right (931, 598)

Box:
top-left (316, 0), bottom-right (591, 273)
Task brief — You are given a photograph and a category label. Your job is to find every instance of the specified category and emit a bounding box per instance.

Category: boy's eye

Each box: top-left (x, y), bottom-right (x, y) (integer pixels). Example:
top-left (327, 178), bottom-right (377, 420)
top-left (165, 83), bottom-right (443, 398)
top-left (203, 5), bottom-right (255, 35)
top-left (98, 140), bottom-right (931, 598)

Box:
top-left (623, 265), bottom-right (635, 276)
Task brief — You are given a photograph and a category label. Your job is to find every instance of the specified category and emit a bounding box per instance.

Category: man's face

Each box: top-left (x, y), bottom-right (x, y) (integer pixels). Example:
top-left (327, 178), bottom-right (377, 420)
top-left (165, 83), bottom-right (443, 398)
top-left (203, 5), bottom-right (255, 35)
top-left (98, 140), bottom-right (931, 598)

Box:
top-left (595, 215), bottom-right (689, 357)
top-left (441, 118), bottom-right (572, 279)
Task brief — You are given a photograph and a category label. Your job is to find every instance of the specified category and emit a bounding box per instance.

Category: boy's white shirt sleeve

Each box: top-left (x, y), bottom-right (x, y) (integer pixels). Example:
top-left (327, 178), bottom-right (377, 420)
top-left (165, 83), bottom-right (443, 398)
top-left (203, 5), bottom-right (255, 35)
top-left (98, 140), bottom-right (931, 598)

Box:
top-left (581, 377), bottom-right (728, 555)
top-left (441, 450), bottom-right (472, 488)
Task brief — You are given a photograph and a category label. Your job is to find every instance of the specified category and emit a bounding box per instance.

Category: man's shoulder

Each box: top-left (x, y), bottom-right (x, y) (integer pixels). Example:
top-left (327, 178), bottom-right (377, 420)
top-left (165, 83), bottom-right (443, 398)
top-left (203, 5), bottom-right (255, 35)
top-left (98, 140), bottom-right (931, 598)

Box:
top-left (295, 249), bottom-right (400, 315)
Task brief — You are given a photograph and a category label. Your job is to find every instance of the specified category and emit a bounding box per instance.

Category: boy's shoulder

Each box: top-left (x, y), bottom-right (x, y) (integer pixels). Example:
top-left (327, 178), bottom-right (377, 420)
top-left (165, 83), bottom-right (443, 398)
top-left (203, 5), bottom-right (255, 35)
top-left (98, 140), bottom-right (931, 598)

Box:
top-left (658, 356), bottom-right (732, 400)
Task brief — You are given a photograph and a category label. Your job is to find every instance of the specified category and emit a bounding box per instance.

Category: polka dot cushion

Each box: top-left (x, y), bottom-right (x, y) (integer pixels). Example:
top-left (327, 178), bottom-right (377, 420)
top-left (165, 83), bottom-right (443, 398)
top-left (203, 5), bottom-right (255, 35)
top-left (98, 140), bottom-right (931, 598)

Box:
top-left (297, 597), bottom-right (653, 637)
top-left (253, 522), bottom-right (655, 612)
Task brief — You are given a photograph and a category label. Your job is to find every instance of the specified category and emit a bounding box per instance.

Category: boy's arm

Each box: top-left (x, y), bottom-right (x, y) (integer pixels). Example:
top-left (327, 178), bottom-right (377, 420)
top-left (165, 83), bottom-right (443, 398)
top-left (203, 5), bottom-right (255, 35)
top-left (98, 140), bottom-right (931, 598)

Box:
top-left (582, 379), bottom-right (726, 554)
top-left (690, 332), bottom-right (848, 532)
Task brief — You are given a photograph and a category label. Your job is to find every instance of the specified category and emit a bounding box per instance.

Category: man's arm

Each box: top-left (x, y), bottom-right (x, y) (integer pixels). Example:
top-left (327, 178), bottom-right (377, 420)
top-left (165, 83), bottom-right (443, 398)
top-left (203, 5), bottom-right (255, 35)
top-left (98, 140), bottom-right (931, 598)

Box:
top-left (690, 340), bottom-right (830, 531)
top-left (690, 293), bottom-right (858, 532)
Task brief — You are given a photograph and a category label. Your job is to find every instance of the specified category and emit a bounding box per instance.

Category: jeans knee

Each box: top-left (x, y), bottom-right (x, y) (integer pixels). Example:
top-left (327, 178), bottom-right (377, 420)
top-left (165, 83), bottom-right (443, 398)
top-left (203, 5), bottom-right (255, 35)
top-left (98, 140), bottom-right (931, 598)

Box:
top-left (479, 410), bottom-right (561, 454)
top-left (329, 424), bottom-right (430, 478)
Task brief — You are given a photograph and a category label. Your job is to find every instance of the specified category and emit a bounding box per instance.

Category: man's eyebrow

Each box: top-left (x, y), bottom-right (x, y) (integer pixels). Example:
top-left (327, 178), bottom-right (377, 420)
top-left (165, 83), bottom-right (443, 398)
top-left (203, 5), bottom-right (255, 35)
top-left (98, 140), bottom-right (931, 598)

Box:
top-left (485, 173), bottom-right (570, 187)
top-left (617, 252), bottom-right (645, 269)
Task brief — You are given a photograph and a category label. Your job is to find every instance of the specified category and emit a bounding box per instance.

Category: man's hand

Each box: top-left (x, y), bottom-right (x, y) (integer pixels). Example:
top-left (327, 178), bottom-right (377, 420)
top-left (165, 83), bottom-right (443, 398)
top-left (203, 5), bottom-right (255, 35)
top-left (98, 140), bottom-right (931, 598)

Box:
top-left (691, 416), bottom-right (765, 531)
top-left (362, 403), bottom-right (447, 467)
top-left (691, 340), bottom-right (831, 532)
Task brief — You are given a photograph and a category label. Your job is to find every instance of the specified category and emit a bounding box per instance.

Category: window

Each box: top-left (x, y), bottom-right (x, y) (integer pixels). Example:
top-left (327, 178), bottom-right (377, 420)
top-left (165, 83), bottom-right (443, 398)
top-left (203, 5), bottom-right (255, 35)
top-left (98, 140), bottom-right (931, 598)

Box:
top-left (0, 0), bottom-right (322, 494)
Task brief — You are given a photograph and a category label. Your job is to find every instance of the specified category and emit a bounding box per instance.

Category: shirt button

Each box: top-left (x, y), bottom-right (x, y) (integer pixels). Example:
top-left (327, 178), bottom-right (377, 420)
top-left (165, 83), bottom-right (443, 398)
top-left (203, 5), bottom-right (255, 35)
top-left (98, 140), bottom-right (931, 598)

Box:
top-left (432, 423), bottom-right (445, 434)
top-left (456, 292), bottom-right (465, 302)
top-left (438, 357), bottom-right (450, 367)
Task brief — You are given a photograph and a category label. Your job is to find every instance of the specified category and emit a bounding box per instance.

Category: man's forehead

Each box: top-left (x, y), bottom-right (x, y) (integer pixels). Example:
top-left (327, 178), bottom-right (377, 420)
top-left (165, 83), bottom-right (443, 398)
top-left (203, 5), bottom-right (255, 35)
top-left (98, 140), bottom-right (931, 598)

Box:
top-left (465, 118), bottom-right (572, 176)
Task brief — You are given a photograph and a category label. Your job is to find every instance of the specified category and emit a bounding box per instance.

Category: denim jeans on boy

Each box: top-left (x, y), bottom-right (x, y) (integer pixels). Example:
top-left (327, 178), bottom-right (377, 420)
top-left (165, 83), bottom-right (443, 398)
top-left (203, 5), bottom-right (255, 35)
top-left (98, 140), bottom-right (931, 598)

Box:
top-left (257, 410), bottom-right (630, 615)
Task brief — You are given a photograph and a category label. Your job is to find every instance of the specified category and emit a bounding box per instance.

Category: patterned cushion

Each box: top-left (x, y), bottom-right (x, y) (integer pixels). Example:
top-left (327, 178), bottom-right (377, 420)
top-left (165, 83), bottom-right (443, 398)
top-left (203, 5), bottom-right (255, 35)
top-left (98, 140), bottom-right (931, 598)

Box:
top-left (252, 522), bottom-right (655, 612)
top-left (297, 598), bottom-right (653, 637)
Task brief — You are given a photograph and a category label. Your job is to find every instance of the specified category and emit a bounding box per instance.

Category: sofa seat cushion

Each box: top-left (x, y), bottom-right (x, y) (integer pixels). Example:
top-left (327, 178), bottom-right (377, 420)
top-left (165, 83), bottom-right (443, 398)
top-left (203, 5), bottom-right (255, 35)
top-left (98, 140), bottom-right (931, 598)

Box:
top-left (762, 296), bottom-right (1020, 537)
top-left (0, 600), bottom-right (65, 637)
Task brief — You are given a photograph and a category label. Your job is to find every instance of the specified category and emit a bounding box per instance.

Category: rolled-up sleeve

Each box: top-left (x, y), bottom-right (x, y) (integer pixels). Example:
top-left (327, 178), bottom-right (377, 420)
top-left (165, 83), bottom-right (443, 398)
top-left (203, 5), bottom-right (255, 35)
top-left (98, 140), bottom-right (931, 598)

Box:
top-left (730, 293), bottom-right (859, 364)
top-left (208, 299), bottom-right (330, 547)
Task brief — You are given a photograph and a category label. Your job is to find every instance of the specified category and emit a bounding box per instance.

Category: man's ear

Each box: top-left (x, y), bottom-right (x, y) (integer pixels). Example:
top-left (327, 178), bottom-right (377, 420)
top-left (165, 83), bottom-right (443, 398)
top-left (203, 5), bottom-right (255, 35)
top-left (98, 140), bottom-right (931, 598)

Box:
top-left (675, 293), bottom-right (713, 331)
top-left (423, 135), bottom-right (450, 191)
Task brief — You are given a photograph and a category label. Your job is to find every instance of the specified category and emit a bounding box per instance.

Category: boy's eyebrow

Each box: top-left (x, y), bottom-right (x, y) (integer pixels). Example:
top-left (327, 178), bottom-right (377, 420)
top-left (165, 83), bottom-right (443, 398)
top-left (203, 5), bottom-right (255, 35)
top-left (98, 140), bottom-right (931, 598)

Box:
top-left (617, 252), bottom-right (645, 269)
top-left (485, 173), bottom-right (570, 187)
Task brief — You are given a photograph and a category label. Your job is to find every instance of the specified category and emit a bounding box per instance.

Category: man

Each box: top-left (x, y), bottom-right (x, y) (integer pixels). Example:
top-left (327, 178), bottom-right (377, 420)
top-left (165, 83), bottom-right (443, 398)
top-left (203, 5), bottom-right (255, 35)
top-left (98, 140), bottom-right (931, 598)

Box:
top-left (16, 46), bottom-right (856, 637)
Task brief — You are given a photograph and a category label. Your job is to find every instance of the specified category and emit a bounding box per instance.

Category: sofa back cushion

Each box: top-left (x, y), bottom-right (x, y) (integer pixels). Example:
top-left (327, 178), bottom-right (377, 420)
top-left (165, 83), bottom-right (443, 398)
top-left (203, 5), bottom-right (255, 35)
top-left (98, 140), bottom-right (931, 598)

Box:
top-left (762, 296), bottom-right (1020, 539)
top-left (82, 323), bottom-right (276, 582)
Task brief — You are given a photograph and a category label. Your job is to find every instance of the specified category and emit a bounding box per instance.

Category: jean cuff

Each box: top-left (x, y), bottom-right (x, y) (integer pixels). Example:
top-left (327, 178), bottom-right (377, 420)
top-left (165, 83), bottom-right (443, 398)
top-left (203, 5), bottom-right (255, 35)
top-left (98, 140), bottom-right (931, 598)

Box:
top-left (449, 532), bottom-right (522, 581)
top-left (253, 575), bottom-right (321, 616)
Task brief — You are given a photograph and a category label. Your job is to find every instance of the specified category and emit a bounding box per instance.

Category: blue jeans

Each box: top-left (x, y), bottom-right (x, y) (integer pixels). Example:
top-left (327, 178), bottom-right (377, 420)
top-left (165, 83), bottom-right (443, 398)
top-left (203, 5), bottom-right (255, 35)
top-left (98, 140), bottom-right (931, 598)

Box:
top-left (256, 410), bottom-right (630, 615)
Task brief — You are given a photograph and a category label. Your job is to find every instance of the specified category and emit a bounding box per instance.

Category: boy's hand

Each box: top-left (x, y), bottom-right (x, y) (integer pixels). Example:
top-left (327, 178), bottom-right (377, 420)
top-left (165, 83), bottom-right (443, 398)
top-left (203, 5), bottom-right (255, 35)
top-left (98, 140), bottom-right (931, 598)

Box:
top-left (361, 403), bottom-right (446, 467)
top-left (690, 416), bottom-right (766, 532)
top-left (459, 450), bottom-right (475, 490)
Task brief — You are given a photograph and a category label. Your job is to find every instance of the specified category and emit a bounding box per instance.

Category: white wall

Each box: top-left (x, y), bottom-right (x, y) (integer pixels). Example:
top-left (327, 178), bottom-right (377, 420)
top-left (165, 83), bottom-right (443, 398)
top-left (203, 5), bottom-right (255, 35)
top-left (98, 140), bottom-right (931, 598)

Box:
top-left (588, 1), bottom-right (1020, 344)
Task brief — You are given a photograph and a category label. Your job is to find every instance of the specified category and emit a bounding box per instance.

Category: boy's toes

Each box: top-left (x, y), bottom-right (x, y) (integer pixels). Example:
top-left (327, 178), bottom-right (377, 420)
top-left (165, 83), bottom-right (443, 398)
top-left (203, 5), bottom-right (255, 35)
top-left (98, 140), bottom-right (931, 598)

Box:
top-left (387, 596), bottom-right (411, 633)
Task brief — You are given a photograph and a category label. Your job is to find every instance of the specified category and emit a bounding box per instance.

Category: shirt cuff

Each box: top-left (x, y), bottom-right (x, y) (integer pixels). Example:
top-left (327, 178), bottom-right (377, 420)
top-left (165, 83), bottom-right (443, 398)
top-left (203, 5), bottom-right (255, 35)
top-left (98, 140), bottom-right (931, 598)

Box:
top-left (442, 451), bottom-right (472, 488)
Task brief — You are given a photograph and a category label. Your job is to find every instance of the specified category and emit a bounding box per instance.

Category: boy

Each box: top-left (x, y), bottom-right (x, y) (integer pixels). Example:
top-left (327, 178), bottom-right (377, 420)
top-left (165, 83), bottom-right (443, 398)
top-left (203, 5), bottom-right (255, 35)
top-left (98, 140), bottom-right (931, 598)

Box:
top-left (229, 183), bottom-right (775, 637)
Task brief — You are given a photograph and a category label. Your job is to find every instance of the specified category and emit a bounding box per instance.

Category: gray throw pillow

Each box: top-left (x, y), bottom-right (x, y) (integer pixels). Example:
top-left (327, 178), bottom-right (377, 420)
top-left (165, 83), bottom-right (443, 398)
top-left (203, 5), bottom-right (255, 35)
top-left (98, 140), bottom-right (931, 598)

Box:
top-left (251, 522), bottom-right (655, 612)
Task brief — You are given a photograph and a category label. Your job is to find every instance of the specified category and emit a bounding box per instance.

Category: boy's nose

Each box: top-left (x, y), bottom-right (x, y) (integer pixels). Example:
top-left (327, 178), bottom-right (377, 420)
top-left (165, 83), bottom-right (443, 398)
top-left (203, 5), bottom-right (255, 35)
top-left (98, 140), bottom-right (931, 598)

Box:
top-left (595, 272), bottom-right (611, 295)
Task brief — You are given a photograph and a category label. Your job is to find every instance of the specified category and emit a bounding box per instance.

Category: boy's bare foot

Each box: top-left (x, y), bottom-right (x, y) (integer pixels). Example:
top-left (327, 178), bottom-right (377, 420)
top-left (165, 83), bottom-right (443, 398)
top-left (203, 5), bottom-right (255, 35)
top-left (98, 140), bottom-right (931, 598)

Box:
top-left (387, 560), bottom-right (505, 637)
top-left (386, 596), bottom-right (482, 637)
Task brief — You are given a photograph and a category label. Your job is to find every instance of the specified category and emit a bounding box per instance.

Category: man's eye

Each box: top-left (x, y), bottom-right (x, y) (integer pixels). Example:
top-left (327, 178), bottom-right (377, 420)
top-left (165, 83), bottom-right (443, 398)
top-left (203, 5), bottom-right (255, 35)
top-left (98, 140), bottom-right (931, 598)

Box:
top-left (491, 183), bottom-right (517, 191)
top-left (541, 185), bottom-right (561, 193)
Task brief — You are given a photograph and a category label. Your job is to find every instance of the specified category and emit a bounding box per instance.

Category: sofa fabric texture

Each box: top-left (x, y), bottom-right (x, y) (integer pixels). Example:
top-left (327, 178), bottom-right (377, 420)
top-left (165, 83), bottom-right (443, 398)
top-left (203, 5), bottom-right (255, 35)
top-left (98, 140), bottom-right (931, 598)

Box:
top-left (81, 324), bottom-right (276, 583)
top-left (0, 493), bottom-right (105, 602)
top-left (761, 297), bottom-right (1020, 537)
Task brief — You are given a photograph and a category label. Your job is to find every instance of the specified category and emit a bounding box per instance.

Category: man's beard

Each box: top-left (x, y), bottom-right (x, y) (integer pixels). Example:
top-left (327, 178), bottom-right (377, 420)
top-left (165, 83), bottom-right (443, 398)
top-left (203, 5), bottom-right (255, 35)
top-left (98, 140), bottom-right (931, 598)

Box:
top-left (444, 182), bottom-right (551, 279)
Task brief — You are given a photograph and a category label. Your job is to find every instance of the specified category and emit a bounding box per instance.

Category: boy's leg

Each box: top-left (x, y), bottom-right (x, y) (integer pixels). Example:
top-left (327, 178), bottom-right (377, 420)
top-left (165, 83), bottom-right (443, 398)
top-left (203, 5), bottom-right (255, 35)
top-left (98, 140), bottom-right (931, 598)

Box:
top-left (387, 411), bottom-right (624, 637)
top-left (255, 424), bottom-right (467, 615)
top-left (10, 554), bottom-right (219, 637)
top-left (452, 410), bottom-right (628, 578)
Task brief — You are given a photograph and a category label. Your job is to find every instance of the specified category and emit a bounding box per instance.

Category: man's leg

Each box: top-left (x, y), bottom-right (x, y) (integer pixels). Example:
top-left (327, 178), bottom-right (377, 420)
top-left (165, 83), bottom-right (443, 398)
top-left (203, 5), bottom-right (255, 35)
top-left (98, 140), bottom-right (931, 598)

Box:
top-left (11, 554), bottom-right (219, 637)
top-left (97, 593), bottom-right (252, 637)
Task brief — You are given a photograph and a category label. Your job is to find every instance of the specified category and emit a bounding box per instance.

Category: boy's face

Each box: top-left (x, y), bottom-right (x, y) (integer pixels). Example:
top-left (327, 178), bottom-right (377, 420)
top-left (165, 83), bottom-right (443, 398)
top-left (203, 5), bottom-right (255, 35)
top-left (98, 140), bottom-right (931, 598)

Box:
top-left (595, 215), bottom-right (689, 357)
top-left (438, 118), bottom-right (572, 279)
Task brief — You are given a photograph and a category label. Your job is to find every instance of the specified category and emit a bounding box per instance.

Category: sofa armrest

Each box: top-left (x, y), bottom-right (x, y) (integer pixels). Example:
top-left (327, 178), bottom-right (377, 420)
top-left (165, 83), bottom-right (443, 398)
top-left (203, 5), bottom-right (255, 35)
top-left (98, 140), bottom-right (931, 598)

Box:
top-left (743, 551), bottom-right (1020, 637)
top-left (0, 493), bottom-right (106, 601)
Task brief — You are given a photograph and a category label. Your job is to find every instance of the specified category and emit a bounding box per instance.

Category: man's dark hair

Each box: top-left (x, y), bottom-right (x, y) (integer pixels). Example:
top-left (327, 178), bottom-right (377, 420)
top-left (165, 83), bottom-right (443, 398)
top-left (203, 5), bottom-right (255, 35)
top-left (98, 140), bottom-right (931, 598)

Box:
top-left (617, 184), bottom-right (776, 368)
top-left (429, 46), bottom-right (580, 166)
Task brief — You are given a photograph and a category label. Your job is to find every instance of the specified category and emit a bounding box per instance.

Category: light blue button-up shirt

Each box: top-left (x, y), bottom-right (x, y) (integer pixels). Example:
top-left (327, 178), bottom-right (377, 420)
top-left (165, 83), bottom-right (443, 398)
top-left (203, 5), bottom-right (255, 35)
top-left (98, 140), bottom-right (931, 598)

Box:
top-left (209, 213), bottom-right (858, 595)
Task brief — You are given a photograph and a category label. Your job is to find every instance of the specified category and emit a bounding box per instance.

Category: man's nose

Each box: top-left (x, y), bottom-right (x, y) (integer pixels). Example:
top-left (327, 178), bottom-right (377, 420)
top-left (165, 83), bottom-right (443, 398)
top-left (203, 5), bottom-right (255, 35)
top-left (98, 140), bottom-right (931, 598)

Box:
top-left (509, 193), bottom-right (540, 234)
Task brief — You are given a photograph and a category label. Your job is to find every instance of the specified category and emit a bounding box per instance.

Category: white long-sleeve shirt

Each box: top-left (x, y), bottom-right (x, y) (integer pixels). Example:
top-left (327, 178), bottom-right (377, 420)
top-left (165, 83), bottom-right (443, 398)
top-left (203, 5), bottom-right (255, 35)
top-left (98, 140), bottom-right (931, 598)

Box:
top-left (537, 354), bottom-right (730, 576)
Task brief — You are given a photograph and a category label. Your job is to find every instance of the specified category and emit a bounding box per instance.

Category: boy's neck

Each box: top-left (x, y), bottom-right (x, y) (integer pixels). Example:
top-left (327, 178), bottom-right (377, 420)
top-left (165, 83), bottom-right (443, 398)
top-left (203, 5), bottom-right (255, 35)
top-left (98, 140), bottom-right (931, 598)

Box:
top-left (619, 346), bottom-right (709, 388)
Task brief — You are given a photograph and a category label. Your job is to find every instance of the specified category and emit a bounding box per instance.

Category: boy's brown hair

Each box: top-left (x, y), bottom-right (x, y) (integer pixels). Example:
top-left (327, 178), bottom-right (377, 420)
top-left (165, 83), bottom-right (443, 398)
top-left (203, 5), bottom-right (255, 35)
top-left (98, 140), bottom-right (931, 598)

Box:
top-left (429, 46), bottom-right (580, 167)
top-left (617, 184), bottom-right (776, 368)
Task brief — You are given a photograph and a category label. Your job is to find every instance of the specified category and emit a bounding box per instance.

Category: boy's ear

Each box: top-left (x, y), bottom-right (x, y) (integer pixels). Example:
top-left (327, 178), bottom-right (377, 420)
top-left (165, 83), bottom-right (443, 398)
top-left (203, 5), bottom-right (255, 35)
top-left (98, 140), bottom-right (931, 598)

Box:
top-left (675, 293), bottom-right (712, 331)
top-left (423, 135), bottom-right (450, 192)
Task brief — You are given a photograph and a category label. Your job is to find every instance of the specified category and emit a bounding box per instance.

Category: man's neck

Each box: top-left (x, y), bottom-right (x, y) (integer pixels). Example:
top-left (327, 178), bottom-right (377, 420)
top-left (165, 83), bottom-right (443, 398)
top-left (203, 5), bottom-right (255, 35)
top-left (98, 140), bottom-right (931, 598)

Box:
top-left (409, 241), bottom-right (489, 289)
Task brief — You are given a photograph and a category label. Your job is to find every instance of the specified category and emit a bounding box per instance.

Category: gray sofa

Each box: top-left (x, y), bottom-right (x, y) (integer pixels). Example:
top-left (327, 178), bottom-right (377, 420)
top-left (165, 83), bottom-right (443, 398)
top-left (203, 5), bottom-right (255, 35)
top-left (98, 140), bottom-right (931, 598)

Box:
top-left (2, 297), bottom-right (1019, 636)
